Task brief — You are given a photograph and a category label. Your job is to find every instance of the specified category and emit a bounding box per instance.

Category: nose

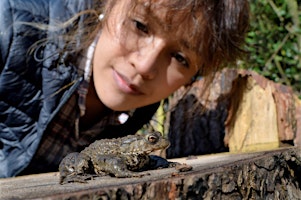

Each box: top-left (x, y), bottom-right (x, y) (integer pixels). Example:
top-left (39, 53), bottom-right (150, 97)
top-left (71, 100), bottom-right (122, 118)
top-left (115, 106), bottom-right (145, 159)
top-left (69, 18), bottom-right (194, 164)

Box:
top-left (130, 37), bottom-right (166, 79)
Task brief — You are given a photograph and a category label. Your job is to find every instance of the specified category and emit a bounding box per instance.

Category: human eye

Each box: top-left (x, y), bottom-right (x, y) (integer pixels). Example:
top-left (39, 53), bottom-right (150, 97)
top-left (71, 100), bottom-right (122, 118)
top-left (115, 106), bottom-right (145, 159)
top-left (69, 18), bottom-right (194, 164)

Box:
top-left (172, 52), bottom-right (189, 68)
top-left (132, 19), bottom-right (149, 34)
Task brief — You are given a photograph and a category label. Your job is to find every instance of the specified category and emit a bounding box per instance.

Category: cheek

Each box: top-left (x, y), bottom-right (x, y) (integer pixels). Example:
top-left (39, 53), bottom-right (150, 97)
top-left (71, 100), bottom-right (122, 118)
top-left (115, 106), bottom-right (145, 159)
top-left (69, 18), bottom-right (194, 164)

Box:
top-left (152, 72), bottom-right (191, 100)
top-left (165, 69), bottom-right (195, 90)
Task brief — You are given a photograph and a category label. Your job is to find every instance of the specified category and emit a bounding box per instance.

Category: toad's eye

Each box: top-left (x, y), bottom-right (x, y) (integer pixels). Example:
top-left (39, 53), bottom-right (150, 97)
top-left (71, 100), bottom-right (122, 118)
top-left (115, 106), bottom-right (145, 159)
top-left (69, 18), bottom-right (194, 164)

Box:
top-left (172, 52), bottom-right (189, 68)
top-left (148, 135), bottom-right (158, 143)
top-left (133, 20), bottom-right (149, 34)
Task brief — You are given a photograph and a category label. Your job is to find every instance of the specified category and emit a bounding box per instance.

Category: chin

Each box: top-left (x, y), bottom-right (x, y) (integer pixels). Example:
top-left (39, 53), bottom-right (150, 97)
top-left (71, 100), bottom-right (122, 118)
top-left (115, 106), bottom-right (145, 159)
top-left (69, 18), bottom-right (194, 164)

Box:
top-left (98, 90), bottom-right (154, 111)
top-left (104, 100), bottom-right (151, 112)
top-left (101, 98), bottom-right (135, 111)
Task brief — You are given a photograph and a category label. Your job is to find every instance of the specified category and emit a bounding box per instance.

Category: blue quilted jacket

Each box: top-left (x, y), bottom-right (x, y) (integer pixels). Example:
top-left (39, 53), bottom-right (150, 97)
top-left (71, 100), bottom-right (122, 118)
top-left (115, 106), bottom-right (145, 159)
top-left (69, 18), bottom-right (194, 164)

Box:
top-left (0, 0), bottom-right (159, 177)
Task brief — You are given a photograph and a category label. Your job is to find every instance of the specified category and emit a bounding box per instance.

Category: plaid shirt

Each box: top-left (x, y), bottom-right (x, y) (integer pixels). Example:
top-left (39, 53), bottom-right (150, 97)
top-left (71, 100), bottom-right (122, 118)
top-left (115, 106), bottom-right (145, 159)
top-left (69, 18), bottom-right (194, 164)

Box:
top-left (24, 39), bottom-right (127, 173)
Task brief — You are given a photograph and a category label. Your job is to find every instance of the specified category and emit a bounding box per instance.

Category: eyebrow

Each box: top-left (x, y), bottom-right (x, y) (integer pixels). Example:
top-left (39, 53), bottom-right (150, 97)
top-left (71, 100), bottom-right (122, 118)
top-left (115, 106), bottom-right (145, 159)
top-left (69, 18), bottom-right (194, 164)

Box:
top-left (179, 38), bottom-right (194, 52)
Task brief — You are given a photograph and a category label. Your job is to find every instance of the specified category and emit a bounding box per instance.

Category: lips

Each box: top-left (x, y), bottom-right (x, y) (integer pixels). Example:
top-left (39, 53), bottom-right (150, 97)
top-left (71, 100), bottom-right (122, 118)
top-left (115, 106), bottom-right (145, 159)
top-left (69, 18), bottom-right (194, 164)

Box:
top-left (113, 69), bottom-right (144, 95)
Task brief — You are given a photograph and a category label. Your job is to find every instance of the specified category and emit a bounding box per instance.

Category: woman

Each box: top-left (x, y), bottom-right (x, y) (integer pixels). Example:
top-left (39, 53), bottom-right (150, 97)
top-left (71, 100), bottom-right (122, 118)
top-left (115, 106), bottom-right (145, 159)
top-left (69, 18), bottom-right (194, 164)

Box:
top-left (0, 0), bottom-right (249, 177)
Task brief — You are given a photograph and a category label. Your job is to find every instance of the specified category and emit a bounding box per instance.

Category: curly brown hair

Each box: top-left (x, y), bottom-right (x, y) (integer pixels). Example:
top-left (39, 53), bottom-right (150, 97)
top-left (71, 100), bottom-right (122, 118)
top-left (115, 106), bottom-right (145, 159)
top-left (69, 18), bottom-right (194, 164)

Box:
top-left (30, 0), bottom-right (249, 81)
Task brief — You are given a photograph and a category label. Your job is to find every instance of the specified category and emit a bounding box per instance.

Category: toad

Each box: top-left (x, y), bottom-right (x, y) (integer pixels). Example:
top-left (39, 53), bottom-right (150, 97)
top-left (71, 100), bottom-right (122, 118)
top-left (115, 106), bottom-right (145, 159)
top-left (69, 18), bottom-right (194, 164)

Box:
top-left (59, 131), bottom-right (175, 184)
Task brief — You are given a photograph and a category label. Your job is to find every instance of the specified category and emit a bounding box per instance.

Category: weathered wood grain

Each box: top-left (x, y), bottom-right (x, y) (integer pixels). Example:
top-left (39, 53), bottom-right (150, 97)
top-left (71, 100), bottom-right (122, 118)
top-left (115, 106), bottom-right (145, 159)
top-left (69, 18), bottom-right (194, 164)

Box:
top-left (1, 147), bottom-right (301, 199)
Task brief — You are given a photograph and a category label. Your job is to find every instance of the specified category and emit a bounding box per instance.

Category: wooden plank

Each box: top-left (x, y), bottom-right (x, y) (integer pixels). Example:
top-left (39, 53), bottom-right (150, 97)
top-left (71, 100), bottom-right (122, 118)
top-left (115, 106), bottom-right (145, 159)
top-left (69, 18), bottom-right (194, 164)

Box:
top-left (1, 147), bottom-right (301, 199)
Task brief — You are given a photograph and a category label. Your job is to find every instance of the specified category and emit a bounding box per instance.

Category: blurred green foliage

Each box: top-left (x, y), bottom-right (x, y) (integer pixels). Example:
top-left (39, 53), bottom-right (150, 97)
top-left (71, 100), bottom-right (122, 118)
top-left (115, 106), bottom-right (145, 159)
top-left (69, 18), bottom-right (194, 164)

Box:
top-left (243, 0), bottom-right (301, 96)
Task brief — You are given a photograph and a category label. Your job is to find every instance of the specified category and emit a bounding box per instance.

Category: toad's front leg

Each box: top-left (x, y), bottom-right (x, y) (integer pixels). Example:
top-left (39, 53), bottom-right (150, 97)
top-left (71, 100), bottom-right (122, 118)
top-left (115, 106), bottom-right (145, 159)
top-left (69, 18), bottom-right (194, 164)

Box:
top-left (59, 152), bottom-right (94, 184)
top-left (92, 155), bottom-right (149, 178)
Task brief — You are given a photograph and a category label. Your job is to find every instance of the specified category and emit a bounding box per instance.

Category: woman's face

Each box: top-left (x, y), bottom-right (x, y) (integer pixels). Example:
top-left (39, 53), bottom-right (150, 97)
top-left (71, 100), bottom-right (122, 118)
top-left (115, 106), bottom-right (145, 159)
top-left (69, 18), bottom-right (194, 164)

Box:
top-left (93, 0), bottom-right (200, 111)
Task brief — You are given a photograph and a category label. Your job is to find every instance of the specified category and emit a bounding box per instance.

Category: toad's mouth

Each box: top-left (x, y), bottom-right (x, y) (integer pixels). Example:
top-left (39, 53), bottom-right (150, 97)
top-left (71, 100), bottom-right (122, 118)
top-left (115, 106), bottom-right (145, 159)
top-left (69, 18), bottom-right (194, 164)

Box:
top-left (145, 146), bottom-right (170, 154)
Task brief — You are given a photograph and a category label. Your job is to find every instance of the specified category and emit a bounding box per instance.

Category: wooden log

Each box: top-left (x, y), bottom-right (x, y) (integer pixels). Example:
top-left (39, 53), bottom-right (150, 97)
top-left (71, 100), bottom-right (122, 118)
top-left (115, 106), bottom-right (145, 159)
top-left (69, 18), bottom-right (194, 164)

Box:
top-left (227, 76), bottom-right (280, 152)
top-left (166, 69), bottom-right (301, 158)
top-left (226, 70), bottom-right (300, 152)
top-left (1, 147), bottom-right (301, 199)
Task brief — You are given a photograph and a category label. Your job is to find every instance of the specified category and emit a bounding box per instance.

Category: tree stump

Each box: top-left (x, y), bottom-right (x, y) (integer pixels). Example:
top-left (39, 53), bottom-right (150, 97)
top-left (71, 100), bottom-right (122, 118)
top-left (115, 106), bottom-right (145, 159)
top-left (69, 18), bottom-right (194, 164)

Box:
top-left (1, 147), bottom-right (301, 199)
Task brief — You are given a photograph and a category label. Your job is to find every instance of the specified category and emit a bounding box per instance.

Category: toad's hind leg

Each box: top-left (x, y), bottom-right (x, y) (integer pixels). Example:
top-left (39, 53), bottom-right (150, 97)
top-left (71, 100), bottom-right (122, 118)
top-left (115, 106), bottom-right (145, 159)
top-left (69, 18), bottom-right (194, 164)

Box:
top-left (93, 155), bottom-right (147, 178)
